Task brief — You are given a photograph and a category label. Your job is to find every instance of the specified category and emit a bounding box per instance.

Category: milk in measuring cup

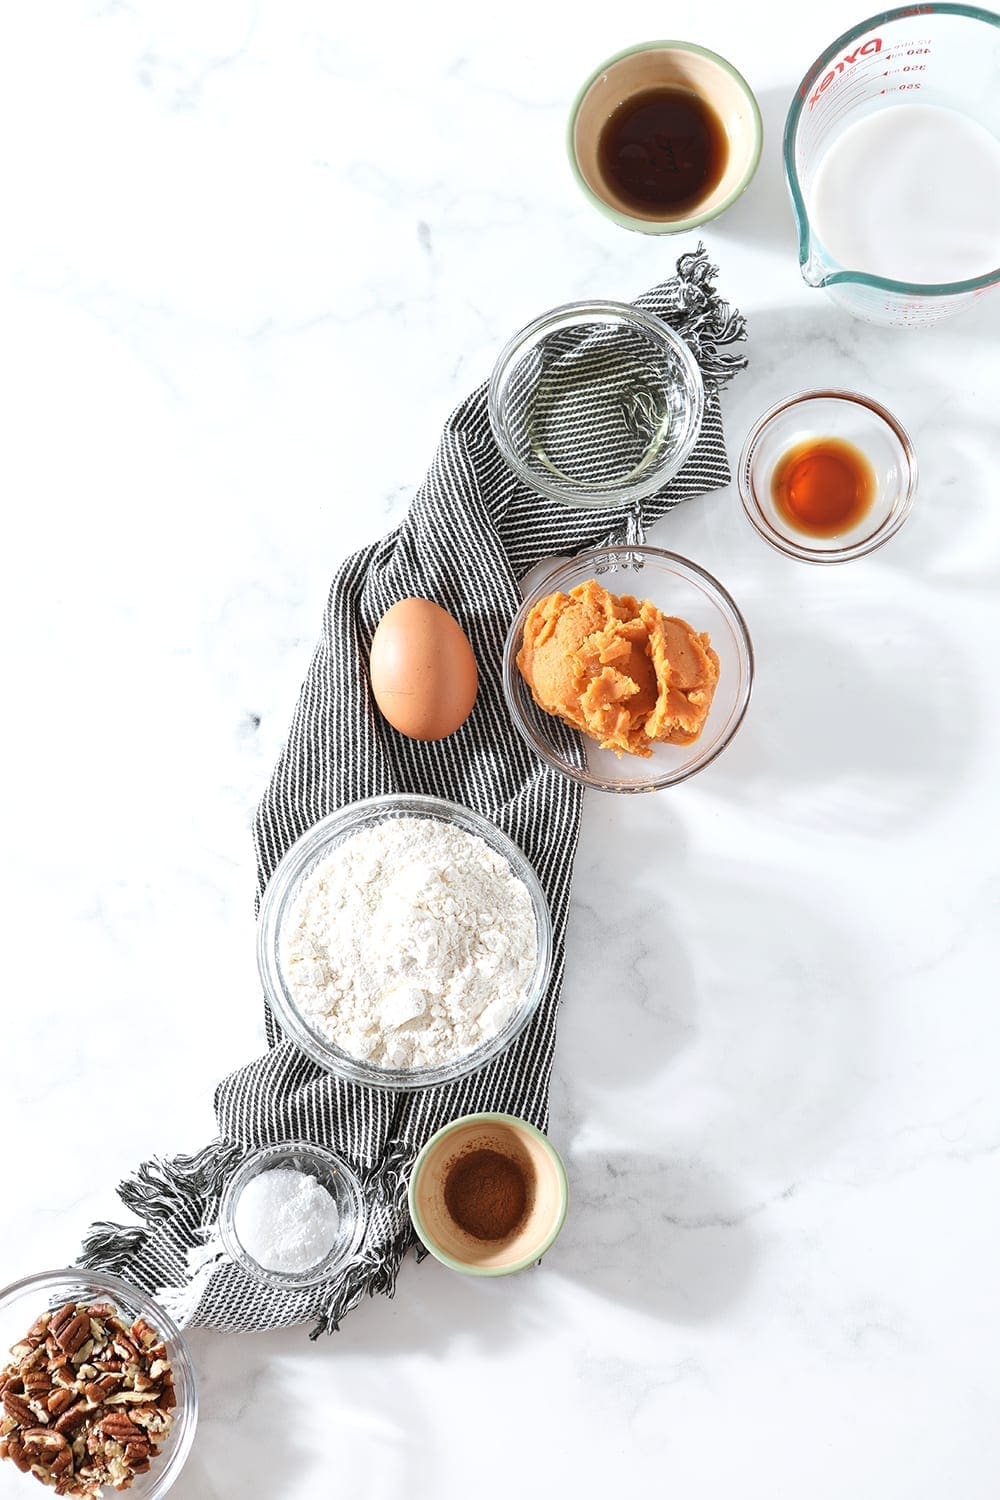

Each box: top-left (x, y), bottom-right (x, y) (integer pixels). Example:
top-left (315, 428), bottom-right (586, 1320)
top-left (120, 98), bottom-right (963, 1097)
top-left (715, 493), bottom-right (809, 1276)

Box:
top-left (808, 104), bottom-right (1000, 284)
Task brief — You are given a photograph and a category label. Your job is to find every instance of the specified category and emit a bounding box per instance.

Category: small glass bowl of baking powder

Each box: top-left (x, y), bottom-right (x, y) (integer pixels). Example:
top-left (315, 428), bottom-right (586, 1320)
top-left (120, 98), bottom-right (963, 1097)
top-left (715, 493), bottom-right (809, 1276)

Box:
top-left (257, 793), bottom-right (553, 1091)
top-left (218, 1142), bottom-right (366, 1292)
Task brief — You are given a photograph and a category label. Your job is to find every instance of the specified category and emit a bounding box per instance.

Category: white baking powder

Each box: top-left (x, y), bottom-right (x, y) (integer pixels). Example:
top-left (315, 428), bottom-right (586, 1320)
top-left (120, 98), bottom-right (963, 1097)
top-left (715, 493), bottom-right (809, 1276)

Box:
top-left (234, 1168), bottom-right (341, 1274)
top-left (281, 817), bottom-right (538, 1069)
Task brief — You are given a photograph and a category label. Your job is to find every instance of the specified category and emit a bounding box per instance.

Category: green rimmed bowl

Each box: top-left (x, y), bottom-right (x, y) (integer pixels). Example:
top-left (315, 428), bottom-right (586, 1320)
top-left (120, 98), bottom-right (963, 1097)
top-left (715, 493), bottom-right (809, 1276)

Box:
top-left (408, 1113), bottom-right (569, 1277)
top-left (567, 40), bottom-right (763, 234)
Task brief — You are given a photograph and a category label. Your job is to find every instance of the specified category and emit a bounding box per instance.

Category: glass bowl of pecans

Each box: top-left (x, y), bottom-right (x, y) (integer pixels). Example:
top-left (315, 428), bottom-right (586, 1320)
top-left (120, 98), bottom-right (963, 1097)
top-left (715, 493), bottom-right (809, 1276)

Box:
top-left (0, 1268), bottom-right (197, 1498)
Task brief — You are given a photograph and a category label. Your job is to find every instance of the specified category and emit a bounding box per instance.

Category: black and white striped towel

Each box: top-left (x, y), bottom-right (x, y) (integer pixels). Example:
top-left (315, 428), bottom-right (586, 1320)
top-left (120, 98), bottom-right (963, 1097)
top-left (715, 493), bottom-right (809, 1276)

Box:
top-left (80, 248), bottom-right (746, 1336)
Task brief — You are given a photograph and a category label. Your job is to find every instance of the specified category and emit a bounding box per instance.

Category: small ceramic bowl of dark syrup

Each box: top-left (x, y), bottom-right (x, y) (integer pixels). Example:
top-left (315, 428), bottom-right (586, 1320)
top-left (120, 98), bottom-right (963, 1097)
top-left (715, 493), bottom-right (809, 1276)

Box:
top-left (568, 40), bottom-right (762, 234)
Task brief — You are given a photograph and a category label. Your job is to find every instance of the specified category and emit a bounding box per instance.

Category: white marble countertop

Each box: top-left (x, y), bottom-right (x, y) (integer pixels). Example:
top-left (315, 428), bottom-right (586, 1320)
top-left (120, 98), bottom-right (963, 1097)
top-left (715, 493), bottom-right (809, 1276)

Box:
top-left (3, 2), bottom-right (1000, 1496)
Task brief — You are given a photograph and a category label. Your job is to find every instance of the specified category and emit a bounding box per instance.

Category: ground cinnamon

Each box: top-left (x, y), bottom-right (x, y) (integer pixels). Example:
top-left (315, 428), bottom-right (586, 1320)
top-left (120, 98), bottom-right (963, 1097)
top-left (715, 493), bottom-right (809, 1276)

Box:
top-left (443, 1147), bottom-right (529, 1240)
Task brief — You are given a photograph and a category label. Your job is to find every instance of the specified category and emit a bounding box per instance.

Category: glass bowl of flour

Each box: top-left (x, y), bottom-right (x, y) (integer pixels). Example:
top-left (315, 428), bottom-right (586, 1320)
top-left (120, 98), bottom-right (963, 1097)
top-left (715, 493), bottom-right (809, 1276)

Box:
top-left (257, 794), bottom-right (553, 1089)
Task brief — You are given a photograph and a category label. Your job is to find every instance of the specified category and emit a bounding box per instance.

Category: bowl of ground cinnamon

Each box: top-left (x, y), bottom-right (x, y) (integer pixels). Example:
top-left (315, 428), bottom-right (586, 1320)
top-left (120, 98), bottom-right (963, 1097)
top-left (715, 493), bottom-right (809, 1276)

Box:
top-left (407, 1113), bottom-right (568, 1276)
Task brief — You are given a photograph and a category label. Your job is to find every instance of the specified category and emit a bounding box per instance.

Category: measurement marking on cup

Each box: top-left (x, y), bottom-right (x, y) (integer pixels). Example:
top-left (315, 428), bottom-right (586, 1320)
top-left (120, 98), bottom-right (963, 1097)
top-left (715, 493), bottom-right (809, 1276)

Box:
top-left (805, 35), bottom-right (884, 108)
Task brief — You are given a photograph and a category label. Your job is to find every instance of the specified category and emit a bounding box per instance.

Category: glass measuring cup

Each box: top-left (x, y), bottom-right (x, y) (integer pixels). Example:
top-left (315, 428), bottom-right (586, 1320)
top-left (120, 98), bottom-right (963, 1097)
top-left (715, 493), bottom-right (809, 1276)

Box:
top-left (784, 4), bottom-right (1000, 327)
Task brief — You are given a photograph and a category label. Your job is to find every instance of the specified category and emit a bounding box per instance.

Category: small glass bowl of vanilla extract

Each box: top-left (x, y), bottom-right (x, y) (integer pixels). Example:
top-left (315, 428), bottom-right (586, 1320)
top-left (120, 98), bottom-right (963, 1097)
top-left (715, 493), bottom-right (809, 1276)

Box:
top-left (737, 390), bottom-right (917, 563)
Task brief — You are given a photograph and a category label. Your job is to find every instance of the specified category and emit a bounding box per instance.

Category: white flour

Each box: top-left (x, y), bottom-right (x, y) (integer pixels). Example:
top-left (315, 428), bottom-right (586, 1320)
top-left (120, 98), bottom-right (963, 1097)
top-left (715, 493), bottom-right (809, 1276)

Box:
top-left (281, 817), bottom-right (538, 1069)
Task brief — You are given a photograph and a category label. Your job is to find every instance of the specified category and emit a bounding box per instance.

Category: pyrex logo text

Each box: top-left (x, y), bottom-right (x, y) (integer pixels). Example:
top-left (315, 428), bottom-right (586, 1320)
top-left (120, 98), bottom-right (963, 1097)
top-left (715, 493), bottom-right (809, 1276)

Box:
top-left (806, 38), bottom-right (882, 107)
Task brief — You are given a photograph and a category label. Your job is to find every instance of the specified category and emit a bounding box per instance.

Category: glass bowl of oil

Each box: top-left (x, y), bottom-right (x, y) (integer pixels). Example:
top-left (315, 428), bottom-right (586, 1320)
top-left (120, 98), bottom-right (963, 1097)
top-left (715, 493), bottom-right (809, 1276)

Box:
top-left (737, 390), bottom-right (917, 563)
top-left (488, 300), bottom-right (705, 510)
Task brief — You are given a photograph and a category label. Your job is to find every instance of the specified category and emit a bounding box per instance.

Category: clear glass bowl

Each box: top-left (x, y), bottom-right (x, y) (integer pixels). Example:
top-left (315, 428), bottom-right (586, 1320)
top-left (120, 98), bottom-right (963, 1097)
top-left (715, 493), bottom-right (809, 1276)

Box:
top-left (502, 545), bottom-right (753, 793)
top-left (218, 1141), bottom-right (366, 1291)
top-left (488, 300), bottom-right (705, 509)
top-left (737, 390), bottom-right (917, 562)
top-left (0, 1268), bottom-right (197, 1500)
top-left (257, 793), bottom-right (553, 1090)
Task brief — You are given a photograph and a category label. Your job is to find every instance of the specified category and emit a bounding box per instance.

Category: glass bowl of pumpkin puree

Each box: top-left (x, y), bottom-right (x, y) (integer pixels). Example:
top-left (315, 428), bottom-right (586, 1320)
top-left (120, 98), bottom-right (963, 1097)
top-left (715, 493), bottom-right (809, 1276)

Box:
top-left (502, 546), bottom-right (753, 792)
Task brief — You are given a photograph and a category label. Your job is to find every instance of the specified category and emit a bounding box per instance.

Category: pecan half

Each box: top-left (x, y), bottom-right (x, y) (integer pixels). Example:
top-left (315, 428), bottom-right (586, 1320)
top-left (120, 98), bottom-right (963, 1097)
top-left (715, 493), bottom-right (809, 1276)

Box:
top-left (48, 1445), bottom-right (73, 1477)
top-left (54, 1401), bottom-right (90, 1436)
top-left (99, 1411), bottom-right (143, 1443)
top-left (3, 1390), bottom-right (37, 1427)
top-left (131, 1319), bottom-right (158, 1349)
top-left (3, 1433), bottom-right (31, 1473)
top-left (48, 1305), bottom-right (77, 1338)
top-left (53, 1314), bottom-right (93, 1356)
top-left (22, 1426), bottom-right (67, 1453)
top-left (23, 1366), bottom-right (52, 1399)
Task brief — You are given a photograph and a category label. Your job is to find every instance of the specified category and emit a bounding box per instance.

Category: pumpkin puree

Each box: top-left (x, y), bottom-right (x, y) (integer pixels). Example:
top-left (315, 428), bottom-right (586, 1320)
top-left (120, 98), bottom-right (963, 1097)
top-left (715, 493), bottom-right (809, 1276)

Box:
top-left (516, 578), bottom-right (720, 758)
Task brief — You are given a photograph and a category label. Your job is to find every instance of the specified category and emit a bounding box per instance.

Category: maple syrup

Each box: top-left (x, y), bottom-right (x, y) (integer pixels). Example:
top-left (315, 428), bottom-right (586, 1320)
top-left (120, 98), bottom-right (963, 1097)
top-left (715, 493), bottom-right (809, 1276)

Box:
top-left (597, 86), bottom-right (729, 215)
top-left (771, 436), bottom-right (876, 538)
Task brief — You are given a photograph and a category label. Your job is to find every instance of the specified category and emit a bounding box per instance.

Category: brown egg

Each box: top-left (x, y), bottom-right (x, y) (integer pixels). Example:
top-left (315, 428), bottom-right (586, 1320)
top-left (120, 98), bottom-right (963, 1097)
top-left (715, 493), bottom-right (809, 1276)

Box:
top-left (369, 598), bottom-right (478, 741)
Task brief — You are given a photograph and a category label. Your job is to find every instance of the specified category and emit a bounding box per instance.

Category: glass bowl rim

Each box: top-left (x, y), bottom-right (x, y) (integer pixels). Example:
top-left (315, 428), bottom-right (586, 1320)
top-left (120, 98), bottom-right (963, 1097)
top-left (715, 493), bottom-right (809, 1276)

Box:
top-left (486, 298), bottom-right (706, 510)
top-left (736, 387), bottom-right (918, 563)
top-left (0, 1266), bottom-right (198, 1499)
top-left (406, 1111), bottom-right (570, 1278)
top-left (501, 544), bottom-right (754, 793)
top-left (217, 1141), bottom-right (367, 1292)
top-left (257, 792), bottom-right (554, 1090)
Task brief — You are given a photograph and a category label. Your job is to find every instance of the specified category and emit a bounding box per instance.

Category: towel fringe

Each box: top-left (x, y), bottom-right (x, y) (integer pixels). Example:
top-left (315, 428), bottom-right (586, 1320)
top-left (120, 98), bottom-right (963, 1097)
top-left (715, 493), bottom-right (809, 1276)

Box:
top-left (668, 244), bottom-right (749, 388)
top-left (79, 1140), bottom-right (245, 1277)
